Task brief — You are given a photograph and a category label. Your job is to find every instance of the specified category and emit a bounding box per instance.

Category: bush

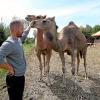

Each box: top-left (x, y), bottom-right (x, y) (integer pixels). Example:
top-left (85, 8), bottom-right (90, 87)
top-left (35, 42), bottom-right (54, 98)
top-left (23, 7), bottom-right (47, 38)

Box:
top-left (0, 23), bottom-right (6, 45)
top-left (24, 38), bottom-right (34, 44)
top-left (0, 22), bottom-right (10, 46)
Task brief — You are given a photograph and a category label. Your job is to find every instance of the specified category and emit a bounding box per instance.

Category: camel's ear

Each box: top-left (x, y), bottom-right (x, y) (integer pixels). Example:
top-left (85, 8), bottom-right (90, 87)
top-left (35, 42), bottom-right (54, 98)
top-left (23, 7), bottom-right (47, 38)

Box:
top-left (56, 25), bottom-right (58, 30)
top-left (25, 15), bottom-right (30, 21)
top-left (43, 15), bottom-right (46, 19)
top-left (36, 15), bottom-right (41, 19)
top-left (52, 16), bottom-right (55, 20)
top-left (27, 15), bottom-right (31, 17)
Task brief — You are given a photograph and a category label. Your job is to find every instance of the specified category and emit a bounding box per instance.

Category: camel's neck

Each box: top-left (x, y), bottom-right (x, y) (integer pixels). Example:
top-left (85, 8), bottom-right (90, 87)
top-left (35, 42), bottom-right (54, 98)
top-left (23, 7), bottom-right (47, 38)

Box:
top-left (36, 29), bottom-right (45, 49)
top-left (37, 29), bottom-right (43, 41)
top-left (36, 29), bottom-right (53, 49)
top-left (44, 31), bottom-right (61, 52)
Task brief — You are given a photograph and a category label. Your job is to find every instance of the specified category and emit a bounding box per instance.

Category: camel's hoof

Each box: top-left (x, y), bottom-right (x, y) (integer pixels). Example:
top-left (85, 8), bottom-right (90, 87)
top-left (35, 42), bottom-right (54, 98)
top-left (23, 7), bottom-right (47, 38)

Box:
top-left (43, 74), bottom-right (47, 77)
top-left (76, 72), bottom-right (79, 76)
top-left (71, 68), bottom-right (75, 75)
top-left (43, 71), bottom-right (48, 77)
top-left (38, 78), bottom-right (43, 82)
top-left (85, 77), bottom-right (88, 80)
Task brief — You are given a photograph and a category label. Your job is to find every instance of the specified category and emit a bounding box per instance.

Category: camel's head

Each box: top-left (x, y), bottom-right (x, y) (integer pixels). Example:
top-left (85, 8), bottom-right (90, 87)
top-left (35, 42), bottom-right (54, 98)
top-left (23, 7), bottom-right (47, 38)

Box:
top-left (68, 21), bottom-right (75, 25)
top-left (25, 15), bottom-right (46, 22)
top-left (32, 16), bottom-right (58, 30)
top-left (32, 16), bottom-right (58, 41)
top-left (68, 21), bottom-right (78, 28)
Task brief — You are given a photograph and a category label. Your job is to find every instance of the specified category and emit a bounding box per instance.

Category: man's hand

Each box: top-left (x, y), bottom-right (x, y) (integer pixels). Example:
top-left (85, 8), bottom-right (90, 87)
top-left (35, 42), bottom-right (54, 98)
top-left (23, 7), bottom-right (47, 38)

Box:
top-left (26, 20), bottom-right (34, 31)
top-left (7, 65), bottom-right (14, 76)
top-left (29, 20), bottom-right (34, 28)
top-left (0, 64), bottom-right (14, 76)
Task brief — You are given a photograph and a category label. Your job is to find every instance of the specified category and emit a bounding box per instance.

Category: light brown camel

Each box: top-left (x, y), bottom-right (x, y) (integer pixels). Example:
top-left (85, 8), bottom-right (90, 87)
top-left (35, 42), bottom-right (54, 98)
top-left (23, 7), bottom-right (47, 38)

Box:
top-left (32, 17), bottom-right (88, 84)
top-left (25, 15), bottom-right (57, 80)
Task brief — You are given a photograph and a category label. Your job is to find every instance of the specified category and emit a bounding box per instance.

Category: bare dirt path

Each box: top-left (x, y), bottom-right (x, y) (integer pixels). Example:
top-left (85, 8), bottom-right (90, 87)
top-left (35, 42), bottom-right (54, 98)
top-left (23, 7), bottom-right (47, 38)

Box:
top-left (0, 45), bottom-right (100, 100)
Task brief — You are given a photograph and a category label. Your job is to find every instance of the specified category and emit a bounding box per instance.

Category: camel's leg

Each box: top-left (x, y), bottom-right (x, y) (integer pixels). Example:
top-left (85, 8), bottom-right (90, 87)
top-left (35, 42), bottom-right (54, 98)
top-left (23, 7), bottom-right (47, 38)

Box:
top-left (59, 52), bottom-right (66, 85)
top-left (42, 54), bottom-right (45, 73)
top-left (77, 53), bottom-right (80, 75)
top-left (36, 52), bottom-right (43, 80)
top-left (71, 49), bottom-right (77, 76)
top-left (83, 50), bottom-right (88, 79)
top-left (46, 50), bottom-right (52, 74)
top-left (45, 50), bottom-right (52, 84)
top-left (71, 49), bottom-right (78, 90)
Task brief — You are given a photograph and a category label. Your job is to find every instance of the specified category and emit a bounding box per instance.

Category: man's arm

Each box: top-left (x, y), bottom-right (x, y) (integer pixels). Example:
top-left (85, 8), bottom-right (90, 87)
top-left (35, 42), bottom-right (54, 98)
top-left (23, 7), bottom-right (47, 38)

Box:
top-left (20, 21), bottom-right (33, 43)
top-left (0, 41), bottom-right (14, 75)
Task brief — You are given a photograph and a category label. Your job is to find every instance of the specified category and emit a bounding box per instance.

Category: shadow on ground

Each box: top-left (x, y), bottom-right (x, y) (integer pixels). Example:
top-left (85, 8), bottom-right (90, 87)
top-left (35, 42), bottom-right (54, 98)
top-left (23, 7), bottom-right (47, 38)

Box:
top-left (46, 73), bottom-right (100, 100)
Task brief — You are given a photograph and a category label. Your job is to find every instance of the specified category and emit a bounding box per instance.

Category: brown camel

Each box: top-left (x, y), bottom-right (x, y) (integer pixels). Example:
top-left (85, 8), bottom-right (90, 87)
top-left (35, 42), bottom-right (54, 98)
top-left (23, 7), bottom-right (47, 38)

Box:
top-left (32, 17), bottom-right (88, 84)
top-left (25, 15), bottom-right (57, 80)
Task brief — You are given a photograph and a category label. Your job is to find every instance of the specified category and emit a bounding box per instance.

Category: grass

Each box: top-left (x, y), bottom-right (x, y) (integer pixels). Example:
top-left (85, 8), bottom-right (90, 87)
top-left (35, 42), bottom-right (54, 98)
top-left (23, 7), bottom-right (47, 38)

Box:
top-left (0, 69), bottom-right (7, 86)
top-left (0, 43), bottom-right (33, 84)
top-left (23, 43), bottom-right (34, 54)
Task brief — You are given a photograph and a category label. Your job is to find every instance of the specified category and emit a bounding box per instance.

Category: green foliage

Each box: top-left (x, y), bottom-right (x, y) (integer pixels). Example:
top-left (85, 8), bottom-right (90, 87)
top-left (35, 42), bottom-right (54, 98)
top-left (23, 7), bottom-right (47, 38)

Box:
top-left (0, 22), bottom-right (10, 45)
top-left (85, 25), bottom-right (92, 34)
top-left (24, 37), bottom-right (34, 44)
top-left (80, 26), bottom-right (90, 37)
top-left (80, 24), bottom-right (100, 38)
top-left (4, 26), bottom-right (10, 37)
top-left (92, 25), bottom-right (100, 33)
top-left (23, 42), bottom-right (34, 54)
top-left (0, 69), bottom-right (6, 78)
top-left (0, 23), bottom-right (6, 45)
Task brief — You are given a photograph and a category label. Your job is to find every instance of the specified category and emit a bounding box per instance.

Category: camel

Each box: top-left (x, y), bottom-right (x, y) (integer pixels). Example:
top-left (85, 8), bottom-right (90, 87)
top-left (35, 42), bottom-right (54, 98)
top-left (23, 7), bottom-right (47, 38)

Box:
top-left (32, 17), bottom-right (88, 84)
top-left (25, 15), bottom-right (57, 80)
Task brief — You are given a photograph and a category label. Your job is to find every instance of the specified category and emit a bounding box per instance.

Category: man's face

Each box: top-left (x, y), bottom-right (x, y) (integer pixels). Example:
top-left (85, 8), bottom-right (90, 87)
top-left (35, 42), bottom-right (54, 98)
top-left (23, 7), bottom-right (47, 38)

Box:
top-left (16, 23), bottom-right (24, 37)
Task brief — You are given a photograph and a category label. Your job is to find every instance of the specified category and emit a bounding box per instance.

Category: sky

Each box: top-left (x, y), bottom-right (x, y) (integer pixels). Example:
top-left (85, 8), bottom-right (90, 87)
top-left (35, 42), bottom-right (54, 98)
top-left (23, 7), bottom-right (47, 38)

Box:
top-left (0, 0), bottom-right (100, 37)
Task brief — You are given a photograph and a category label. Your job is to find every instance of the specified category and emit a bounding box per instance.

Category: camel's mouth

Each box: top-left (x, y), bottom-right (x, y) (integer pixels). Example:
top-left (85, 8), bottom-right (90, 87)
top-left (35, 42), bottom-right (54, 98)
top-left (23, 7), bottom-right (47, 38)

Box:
top-left (25, 17), bottom-right (27, 20)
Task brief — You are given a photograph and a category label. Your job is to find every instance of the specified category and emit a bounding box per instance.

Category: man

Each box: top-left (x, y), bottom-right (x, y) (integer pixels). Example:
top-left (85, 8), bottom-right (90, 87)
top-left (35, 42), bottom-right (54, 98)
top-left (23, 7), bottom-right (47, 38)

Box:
top-left (0, 20), bottom-right (33, 100)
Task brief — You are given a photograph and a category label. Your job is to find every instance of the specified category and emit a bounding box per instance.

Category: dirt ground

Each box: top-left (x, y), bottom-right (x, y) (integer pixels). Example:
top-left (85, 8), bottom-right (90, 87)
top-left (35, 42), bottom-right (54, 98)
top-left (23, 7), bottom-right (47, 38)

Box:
top-left (0, 44), bottom-right (100, 100)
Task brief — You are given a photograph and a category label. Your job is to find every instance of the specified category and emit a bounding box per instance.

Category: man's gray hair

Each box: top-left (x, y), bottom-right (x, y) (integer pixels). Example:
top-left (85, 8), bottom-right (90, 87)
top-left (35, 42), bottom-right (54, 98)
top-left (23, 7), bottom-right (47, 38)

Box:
top-left (10, 20), bottom-right (22, 29)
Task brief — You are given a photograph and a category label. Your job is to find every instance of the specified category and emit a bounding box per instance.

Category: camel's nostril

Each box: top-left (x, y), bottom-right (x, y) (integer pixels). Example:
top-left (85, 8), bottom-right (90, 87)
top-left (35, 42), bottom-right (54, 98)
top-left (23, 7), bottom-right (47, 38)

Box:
top-left (42, 20), bottom-right (46, 23)
top-left (25, 17), bottom-right (28, 20)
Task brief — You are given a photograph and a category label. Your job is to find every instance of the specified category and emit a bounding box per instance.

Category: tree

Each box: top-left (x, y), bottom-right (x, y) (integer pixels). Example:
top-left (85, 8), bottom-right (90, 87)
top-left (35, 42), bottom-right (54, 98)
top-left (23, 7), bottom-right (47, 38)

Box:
top-left (92, 25), bottom-right (100, 34)
top-left (0, 22), bottom-right (6, 45)
top-left (80, 25), bottom-right (93, 38)
top-left (85, 25), bottom-right (92, 34)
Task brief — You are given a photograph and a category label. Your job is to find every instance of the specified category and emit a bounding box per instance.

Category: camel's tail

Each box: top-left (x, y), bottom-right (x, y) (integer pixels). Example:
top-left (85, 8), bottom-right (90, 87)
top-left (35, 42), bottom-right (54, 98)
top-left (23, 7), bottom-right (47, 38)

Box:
top-left (80, 46), bottom-right (87, 59)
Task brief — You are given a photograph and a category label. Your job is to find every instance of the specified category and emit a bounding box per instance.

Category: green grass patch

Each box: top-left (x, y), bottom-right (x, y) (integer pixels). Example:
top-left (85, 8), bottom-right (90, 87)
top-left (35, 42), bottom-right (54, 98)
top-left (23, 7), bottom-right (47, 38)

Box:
top-left (0, 69), bottom-right (7, 85)
top-left (23, 43), bottom-right (34, 54)
top-left (0, 69), bottom-right (6, 78)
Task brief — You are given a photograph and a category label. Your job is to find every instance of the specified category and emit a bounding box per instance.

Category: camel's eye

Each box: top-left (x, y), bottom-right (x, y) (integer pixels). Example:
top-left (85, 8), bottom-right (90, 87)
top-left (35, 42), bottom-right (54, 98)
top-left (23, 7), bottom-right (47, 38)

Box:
top-left (37, 16), bottom-right (41, 19)
top-left (33, 20), bottom-right (36, 25)
top-left (42, 20), bottom-right (46, 23)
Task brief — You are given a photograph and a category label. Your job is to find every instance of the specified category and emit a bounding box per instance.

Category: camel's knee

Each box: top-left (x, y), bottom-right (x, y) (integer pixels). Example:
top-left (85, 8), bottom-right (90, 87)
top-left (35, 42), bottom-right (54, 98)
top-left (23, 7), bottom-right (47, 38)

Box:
top-left (39, 65), bottom-right (43, 70)
top-left (62, 67), bottom-right (66, 73)
top-left (71, 68), bottom-right (75, 75)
